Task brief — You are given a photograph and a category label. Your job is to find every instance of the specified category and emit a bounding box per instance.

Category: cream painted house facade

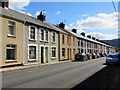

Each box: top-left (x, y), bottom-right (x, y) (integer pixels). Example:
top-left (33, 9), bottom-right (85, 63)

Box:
top-left (0, 15), bottom-right (24, 67)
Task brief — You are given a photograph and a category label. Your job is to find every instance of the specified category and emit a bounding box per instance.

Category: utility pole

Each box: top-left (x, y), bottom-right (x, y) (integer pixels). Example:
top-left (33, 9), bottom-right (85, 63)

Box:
top-left (117, 2), bottom-right (120, 54)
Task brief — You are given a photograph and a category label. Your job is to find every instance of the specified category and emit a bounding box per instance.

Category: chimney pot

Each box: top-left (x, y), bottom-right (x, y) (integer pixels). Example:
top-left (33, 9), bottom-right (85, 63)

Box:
top-left (1, 0), bottom-right (9, 8)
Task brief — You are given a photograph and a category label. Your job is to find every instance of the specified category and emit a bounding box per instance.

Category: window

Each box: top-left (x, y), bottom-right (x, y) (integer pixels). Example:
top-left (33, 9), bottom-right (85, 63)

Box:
top-left (52, 32), bottom-right (55, 42)
top-left (69, 37), bottom-right (71, 45)
top-left (78, 40), bottom-right (80, 46)
top-left (8, 21), bottom-right (15, 36)
top-left (52, 47), bottom-right (56, 58)
top-left (62, 48), bottom-right (65, 57)
top-left (78, 49), bottom-right (80, 53)
top-left (41, 29), bottom-right (44, 41)
top-left (45, 30), bottom-right (48, 41)
top-left (73, 49), bottom-right (75, 55)
top-left (62, 35), bottom-right (65, 44)
top-left (29, 46), bottom-right (36, 60)
top-left (6, 45), bottom-right (16, 60)
top-left (81, 40), bottom-right (83, 47)
top-left (73, 37), bottom-right (75, 46)
top-left (67, 36), bottom-right (69, 45)
top-left (30, 27), bottom-right (35, 40)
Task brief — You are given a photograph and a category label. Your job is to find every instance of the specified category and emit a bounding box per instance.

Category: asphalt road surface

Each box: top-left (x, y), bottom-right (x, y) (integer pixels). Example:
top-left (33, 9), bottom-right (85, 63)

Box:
top-left (2, 57), bottom-right (120, 89)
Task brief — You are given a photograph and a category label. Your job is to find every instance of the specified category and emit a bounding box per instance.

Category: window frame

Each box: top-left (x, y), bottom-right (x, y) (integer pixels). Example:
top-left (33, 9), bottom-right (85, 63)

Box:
top-left (51, 32), bottom-right (56, 43)
top-left (8, 21), bottom-right (15, 37)
top-left (62, 48), bottom-right (65, 57)
top-left (29, 26), bottom-right (37, 41)
top-left (28, 44), bottom-right (38, 61)
top-left (6, 44), bottom-right (16, 62)
top-left (51, 46), bottom-right (56, 58)
top-left (45, 30), bottom-right (49, 42)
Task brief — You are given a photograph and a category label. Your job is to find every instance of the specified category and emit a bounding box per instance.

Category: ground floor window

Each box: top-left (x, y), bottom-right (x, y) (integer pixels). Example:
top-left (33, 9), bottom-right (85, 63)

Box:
top-left (73, 49), bottom-right (76, 56)
top-left (62, 48), bottom-right (65, 57)
top-left (6, 45), bottom-right (16, 60)
top-left (29, 46), bottom-right (36, 60)
top-left (51, 47), bottom-right (56, 58)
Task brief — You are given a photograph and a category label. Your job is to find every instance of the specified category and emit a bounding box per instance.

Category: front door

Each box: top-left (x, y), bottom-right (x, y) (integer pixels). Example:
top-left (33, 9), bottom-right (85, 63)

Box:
top-left (68, 49), bottom-right (69, 60)
top-left (45, 47), bottom-right (48, 63)
top-left (41, 46), bottom-right (44, 63)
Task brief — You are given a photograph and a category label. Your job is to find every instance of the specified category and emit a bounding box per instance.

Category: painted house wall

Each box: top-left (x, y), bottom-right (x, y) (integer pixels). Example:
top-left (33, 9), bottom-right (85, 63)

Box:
top-left (0, 17), bottom-right (24, 67)
top-left (0, 17), bottom-right (2, 66)
top-left (24, 24), bottom-right (59, 65)
top-left (60, 33), bottom-right (77, 61)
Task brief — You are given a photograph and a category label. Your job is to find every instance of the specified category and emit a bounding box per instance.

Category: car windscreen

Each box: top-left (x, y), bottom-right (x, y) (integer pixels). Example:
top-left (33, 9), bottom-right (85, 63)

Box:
top-left (107, 55), bottom-right (118, 58)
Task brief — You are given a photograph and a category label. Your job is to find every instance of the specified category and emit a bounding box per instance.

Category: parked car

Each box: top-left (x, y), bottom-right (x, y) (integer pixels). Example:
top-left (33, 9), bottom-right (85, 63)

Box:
top-left (86, 53), bottom-right (92, 60)
top-left (99, 53), bottom-right (105, 57)
top-left (96, 53), bottom-right (101, 58)
top-left (75, 53), bottom-right (88, 61)
top-left (92, 53), bottom-right (97, 59)
top-left (104, 53), bottom-right (107, 56)
top-left (106, 54), bottom-right (120, 65)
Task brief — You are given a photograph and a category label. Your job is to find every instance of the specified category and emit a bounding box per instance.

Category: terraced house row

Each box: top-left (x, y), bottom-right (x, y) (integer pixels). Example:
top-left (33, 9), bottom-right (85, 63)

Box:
top-left (0, 1), bottom-right (116, 67)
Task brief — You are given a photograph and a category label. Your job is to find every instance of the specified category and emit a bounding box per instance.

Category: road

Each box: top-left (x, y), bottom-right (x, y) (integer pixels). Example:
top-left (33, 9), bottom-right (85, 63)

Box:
top-left (2, 57), bottom-right (120, 89)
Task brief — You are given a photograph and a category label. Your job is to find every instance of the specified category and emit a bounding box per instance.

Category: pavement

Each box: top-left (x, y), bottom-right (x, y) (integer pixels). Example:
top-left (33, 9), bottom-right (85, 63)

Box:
top-left (0, 60), bottom-right (72, 72)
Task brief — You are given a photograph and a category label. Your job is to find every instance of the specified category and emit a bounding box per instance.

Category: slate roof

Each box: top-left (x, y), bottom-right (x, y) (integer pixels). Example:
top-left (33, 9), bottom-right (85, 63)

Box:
top-left (0, 7), bottom-right (67, 34)
top-left (0, 7), bottom-right (113, 47)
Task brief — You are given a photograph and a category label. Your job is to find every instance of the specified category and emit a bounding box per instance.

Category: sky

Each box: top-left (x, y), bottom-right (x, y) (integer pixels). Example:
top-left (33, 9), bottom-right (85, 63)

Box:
top-left (9, 0), bottom-right (119, 40)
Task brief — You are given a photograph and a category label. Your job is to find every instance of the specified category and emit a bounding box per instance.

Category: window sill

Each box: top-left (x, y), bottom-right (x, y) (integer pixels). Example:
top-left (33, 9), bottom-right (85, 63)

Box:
top-left (52, 42), bottom-right (56, 44)
top-left (29, 39), bottom-right (36, 42)
top-left (6, 60), bottom-right (17, 63)
top-left (40, 40), bottom-right (49, 43)
top-left (28, 59), bottom-right (37, 62)
top-left (51, 57), bottom-right (56, 60)
top-left (7, 35), bottom-right (16, 38)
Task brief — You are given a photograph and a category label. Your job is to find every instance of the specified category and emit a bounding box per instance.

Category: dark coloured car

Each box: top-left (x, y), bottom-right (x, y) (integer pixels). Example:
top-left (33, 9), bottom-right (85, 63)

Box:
top-left (106, 54), bottom-right (120, 65)
top-left (75, 53), bottom-right (88, 61)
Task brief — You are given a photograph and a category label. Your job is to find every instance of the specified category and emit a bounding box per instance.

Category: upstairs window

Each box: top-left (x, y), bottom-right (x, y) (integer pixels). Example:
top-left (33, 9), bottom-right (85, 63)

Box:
top-left (45, 30), bottom-right (48, 41)
top-left (62, 35), bottom-right (65, 44)
top-left (52, 32), bottom-right (55, 43)
top-left (30, 27), bottom-right (35, 40)
top-left (41, 29), bottom-right (44, 41)
top-left (8, 21), bottom-right (15, 36)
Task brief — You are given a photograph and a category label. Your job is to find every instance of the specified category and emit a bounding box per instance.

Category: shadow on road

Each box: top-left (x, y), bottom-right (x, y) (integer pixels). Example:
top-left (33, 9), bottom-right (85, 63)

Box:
top-left (71, 64), bottom-right (120, 89)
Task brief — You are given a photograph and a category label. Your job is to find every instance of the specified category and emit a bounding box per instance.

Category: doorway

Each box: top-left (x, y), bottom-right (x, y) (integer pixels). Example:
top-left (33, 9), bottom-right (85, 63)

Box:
top-left (45, 47), bottom-right (49, 63)
top-left (41, 46), bottom-right (44, 63)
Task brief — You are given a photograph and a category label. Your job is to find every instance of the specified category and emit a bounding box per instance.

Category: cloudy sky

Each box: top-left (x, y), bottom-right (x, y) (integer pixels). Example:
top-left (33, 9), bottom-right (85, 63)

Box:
top-left (9, 0), bottom-right (118, 40)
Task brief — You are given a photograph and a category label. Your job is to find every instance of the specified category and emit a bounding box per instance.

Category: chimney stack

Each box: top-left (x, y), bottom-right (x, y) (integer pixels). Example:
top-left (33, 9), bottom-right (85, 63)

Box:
top-left (96, 39), bottom-right (99, 41)
top-left (59, 22), bottom-right (65, 29)
top-left (92, 37), bottom-right (96, 40)
top-left (87, 35), bottom-right (91, 39)
top-left (81, 32), bottom-right (85, 36)
top-left (0, 0), bottom-right (9, 8)
top-left (37, 11), bottom-right (46, 22)
top-left (72, 29), bottom-right (77, 33)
